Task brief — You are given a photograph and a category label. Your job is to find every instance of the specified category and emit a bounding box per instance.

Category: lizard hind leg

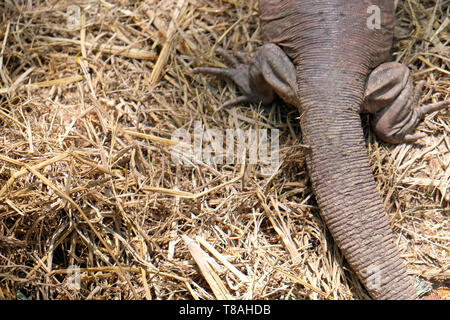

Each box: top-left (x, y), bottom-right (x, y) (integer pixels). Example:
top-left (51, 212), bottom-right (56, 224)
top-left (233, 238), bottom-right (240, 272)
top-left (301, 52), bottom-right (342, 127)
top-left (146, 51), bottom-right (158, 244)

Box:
top-left (361, 62), bottom-right (450, 144)
top-left (192, 43), bottom-right (298, 108)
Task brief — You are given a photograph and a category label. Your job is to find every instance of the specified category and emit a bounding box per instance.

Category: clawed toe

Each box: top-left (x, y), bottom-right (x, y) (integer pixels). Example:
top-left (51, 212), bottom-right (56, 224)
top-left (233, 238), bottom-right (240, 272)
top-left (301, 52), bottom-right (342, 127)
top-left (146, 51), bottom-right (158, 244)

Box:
top-left (235, 51), bottom-right (251, 64)
top-left (221, 96), bottom-right (250, 108)
top-left (403, 131), bottom-right (427, 143)
top-left (402, 98), bottom-right (449, 143)
top-left (192, 48), bottom-right (268, 107)
top-left (193, 66), bottom-right (233, 78)
top-left (413, 80), bottom-right (425, 104)
top-left (192, 50), bottom-right (255, 106)
top-left (413, 79), bottom-right (449, 118)
top-left (405, 85), bottom-right (450, 142)
top-left (192, 48), bottom-right (250, 79)
top-left (417, 99), bottom-right (450, 117)
top-left (214, 48), bottom-right (244, 67)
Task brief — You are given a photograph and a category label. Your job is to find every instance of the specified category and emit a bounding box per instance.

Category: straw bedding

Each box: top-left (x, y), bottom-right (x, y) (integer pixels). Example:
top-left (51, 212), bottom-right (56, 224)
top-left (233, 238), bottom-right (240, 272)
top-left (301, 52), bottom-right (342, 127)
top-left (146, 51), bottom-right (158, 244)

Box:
top-left (0, 0), bottom-right (448, 300)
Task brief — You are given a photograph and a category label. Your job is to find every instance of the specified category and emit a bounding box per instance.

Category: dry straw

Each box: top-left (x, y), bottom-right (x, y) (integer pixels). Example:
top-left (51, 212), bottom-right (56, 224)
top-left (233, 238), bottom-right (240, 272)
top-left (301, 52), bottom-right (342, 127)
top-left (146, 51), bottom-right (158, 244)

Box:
top-left (0, 0), bottom-right (448, 300)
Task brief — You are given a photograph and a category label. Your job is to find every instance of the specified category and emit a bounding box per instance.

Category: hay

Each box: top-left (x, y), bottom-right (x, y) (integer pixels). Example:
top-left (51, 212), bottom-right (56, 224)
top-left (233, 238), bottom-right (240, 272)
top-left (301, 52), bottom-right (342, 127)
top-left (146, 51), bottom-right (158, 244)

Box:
top-left (0, 0), bottom-right (448, 300)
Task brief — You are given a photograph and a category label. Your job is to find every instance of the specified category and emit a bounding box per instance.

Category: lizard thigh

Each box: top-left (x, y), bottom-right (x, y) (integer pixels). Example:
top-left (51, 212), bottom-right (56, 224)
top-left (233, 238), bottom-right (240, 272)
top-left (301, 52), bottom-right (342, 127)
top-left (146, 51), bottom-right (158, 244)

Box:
top-left (361, 62), bottom-right (449, 143)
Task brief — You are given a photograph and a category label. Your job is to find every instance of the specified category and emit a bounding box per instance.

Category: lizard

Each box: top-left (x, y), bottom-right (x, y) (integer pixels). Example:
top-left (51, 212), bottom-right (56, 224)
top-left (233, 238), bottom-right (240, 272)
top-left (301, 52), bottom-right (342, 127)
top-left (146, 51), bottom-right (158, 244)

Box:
top-left (192, 0), bottom-right (450, 299)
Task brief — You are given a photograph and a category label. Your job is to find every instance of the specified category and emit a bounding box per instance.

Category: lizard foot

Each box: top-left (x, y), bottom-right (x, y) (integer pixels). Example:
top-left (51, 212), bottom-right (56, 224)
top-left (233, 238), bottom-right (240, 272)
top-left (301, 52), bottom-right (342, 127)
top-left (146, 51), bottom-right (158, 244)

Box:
top-left (193, 43), bottom-right (298, 108)
top-left (361, 62), bottom-right (450, 144)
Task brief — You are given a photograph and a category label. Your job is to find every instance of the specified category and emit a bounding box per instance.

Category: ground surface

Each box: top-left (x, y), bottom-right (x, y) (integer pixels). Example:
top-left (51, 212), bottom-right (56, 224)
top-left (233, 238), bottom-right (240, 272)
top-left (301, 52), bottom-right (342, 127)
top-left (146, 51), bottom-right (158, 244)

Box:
top-left (0, 0), bottom-right (448, 300)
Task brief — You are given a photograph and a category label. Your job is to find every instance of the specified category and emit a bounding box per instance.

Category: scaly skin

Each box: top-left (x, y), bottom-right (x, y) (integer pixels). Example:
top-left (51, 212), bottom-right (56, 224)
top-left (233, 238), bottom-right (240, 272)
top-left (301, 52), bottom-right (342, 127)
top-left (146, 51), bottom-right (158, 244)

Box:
top-left (194, 0), bottom-right (450, 299)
